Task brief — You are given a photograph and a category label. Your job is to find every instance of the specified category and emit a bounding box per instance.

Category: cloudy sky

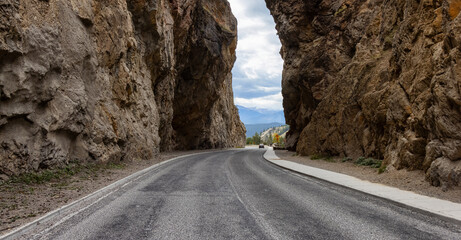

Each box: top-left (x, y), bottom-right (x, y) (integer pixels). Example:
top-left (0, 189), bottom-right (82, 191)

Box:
top-left (227, 0), bottom-right (284, 112)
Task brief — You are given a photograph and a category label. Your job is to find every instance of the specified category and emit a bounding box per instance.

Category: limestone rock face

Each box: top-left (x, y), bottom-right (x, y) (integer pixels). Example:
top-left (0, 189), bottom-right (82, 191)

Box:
top-left (0, 0), bottom-right (244, 177)
top-left (266, 0), bottom-right (461, 187)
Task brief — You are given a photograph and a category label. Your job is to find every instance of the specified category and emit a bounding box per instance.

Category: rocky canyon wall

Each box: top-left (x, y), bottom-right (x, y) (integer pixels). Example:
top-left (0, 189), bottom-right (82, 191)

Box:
top-left (0, 0), bottom-right (245, 178)
top-left (266, 0), bottom-right (461, 187)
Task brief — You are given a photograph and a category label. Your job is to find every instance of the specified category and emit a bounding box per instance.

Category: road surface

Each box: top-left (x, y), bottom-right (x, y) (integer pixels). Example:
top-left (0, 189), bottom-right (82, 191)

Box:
top-left (23, 149), bottom-right (461, 239)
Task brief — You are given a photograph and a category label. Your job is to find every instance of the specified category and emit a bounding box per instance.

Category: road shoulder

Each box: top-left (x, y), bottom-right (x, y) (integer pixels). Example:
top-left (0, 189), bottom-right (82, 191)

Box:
top-left (263, 147), bottom-right (461, 225)
top-left (0, 149), bottom-right (225, 238)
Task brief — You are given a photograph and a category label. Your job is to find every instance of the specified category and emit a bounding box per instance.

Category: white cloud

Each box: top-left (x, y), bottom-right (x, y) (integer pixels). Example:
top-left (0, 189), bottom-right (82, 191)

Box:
top-left (228, 0), bottom-right (283, 112)
top-left (256, 86), bottom-right (281, 93)
top-left (235, 93), bottom-right (283, 111)
top-left (228, 0), bottom-right (283, 81)
top-left (238, 32), bottom-right (282, 79)
top-left (228, 0), bottom-right (247, 18)
top-left (234, 84), bottom-right (280, 93)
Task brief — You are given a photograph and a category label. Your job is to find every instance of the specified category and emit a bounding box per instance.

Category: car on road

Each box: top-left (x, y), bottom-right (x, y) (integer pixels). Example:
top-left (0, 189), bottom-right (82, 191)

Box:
top-left (259, 144), bottom-right (264, 149)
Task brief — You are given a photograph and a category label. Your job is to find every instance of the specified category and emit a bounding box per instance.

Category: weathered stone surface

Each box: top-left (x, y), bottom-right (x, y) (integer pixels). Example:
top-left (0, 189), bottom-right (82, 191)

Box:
top-left (0, 0), bottom-right (244, 177)
top-left (266, 0), bottom-right (461, 187)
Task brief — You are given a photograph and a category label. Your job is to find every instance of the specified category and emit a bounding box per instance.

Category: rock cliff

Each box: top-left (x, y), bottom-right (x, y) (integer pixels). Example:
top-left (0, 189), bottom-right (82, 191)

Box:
top-left (266, 0), bottom-right (461, 188)
top-left (0, 0), bottom-right (245, 178)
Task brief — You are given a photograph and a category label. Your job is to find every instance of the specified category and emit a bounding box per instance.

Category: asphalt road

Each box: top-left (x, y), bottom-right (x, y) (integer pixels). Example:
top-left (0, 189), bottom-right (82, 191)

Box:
top-left (29, 149), bottom-right (461, 239)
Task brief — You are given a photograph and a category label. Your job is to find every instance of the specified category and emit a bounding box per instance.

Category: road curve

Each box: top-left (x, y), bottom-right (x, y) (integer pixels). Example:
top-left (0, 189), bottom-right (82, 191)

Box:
top-left (24, 149), bottom-right (461, 239)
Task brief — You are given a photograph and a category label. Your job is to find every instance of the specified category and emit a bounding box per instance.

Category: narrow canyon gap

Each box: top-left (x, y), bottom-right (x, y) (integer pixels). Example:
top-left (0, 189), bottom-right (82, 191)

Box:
top-left (2, 0), bottom-right (461, 190)
top-left (227, 0), bottom-right (285, 126)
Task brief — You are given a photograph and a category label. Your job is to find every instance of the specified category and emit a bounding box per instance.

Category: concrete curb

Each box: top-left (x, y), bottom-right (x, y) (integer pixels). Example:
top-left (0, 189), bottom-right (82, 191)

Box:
top-left (0, 151), bottom-right (221, 240)
top-left (262, 147), bottom-right (461, 225)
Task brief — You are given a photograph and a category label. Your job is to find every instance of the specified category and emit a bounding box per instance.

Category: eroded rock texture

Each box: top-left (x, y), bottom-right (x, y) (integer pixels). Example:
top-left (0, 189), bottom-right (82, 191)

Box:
top-left (0, 0), bottom-right (244, 178)
top-left (266, 0), bottom-right (461, 187)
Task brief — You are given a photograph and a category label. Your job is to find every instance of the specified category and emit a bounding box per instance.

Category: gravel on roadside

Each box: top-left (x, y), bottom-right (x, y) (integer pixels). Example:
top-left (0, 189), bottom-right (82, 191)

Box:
top-left (0, 149), bottom-right (222, 235)
top-left (274, 150), bottom-right (461, 204)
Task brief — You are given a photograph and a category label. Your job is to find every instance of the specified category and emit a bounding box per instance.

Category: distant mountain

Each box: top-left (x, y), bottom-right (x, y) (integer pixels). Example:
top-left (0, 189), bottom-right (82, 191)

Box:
top-left (237, 105), bottom-right (285, 125)
top-left (245, 122), bottom-right (285, 138)
top-left (260, 125), bottom-right (290, 143)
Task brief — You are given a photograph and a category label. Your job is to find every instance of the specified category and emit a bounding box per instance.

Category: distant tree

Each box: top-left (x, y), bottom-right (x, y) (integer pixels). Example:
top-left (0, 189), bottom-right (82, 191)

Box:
top-left (279, 136), bottom-right (285, 147)
top-left (252, 132), bottom-right (261, 145)
top-left (246, 138), bottom-right (253, 145)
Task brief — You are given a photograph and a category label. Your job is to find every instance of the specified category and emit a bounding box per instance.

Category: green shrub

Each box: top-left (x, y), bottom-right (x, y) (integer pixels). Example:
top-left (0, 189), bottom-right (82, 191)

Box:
top-left (311, 153), bottom-right (335, 162)
top-left (378, 164), bottom-right (387, 174)
top-left (106, 163), bottom-right (125, 170)
top-left (311, 154), bottom-right (324, 160)
top-left (355, 157), bottom-right (382, 168)
top-left (11, 170), bottom-right (58, 185)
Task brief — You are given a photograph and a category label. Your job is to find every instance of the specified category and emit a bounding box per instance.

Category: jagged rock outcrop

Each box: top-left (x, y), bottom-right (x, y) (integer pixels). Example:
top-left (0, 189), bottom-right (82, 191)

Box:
top-left (0, 0), bottom-right (244, 178)
top-left (266, 0), bottom-right (461, 188)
